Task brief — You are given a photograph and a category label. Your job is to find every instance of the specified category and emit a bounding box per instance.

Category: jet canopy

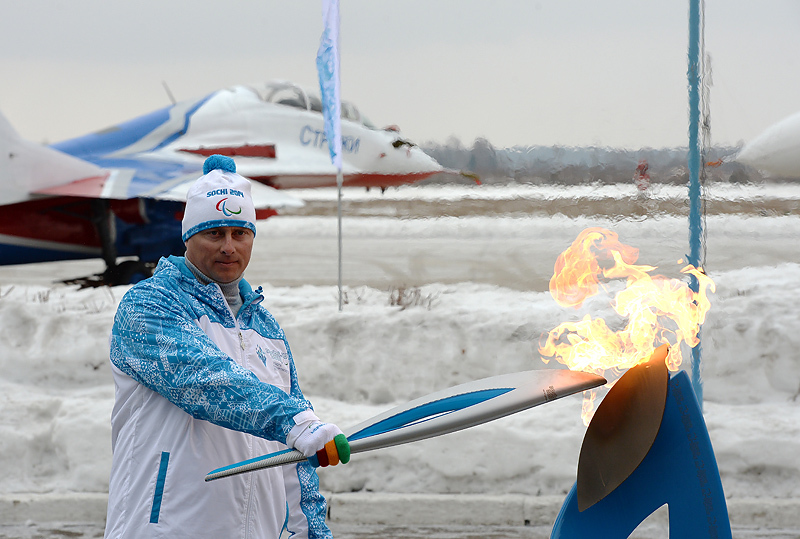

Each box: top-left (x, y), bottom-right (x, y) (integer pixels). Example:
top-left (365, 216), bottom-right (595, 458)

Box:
top-left (249, 80), bottom-right (375, 129)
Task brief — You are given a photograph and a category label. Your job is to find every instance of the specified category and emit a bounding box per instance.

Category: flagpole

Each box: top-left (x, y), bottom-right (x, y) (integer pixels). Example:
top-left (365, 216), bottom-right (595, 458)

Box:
top-left (317, 0), bottom-right (344, 311)
top-left (687, 0), bottom-right (704, 409)
top-left (337, 169), bottom-right (343, 311)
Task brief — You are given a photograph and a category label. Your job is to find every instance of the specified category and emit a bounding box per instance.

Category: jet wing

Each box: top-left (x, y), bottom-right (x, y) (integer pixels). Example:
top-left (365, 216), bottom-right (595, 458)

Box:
top-left (30, 154), bottom-right (303, 210)
top-left (31, 154), bottom-right (203, 199)
top-left (154, 173), bottom-right (305, 210)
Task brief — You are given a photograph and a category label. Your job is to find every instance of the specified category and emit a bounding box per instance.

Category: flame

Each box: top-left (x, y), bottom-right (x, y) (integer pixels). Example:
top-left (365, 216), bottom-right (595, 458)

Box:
top-left (539, 227), bottom-right (715, 425)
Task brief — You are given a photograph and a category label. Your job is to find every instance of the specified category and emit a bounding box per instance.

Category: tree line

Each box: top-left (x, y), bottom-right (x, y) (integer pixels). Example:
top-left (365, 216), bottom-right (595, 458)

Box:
top-left (420, 136), bottom-right (764, 185)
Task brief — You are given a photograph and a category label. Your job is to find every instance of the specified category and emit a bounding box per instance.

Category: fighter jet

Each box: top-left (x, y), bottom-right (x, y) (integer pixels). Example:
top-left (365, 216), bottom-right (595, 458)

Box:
top-left (0, 80), bottom-right (447, 284)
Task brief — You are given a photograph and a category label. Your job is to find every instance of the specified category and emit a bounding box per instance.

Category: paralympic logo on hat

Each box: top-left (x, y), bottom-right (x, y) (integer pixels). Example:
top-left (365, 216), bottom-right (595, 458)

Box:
top-left (215, 198), bottom-right (242, 217)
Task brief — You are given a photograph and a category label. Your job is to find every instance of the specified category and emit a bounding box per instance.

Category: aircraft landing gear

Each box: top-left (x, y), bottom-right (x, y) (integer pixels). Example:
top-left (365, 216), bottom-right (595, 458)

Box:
top-left (62, 200), bottom-right (157, 288)
top-left (106, 259), bottom-right (155, 284)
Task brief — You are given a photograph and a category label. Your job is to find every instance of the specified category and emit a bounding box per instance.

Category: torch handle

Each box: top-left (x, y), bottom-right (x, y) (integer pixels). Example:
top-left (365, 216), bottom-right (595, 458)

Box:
top-left (206, 439), bottom-right (372, 481)
top-left (205, 448), bottom-right (306, 481)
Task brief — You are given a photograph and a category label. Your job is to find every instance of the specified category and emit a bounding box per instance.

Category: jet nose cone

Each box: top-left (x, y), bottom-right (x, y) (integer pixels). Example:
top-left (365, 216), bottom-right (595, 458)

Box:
top-left (414, 148), bottom-right (445, 173)
top-left (737, 111), bottom-right (800, 178)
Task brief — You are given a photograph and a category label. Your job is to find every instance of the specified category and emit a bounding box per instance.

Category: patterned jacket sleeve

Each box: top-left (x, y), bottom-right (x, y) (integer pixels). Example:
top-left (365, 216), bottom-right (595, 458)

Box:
top-left (109, 282), bottom-right (313, 443)
top-left (283, 460), bottom-right (331, 539)
top-left (275, 339), bottom-right (333, 539)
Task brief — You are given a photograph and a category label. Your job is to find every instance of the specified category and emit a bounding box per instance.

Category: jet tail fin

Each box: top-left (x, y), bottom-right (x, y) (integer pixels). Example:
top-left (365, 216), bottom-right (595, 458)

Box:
top-left (0, 110), bottom-right (21, 140)
top-left (0, 111), bottom-right (108, 205)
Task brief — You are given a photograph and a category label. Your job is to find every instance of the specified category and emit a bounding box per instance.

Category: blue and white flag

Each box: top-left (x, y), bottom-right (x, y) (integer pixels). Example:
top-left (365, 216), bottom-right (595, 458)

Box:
top-left (317, 0), bottom-right (342, 172)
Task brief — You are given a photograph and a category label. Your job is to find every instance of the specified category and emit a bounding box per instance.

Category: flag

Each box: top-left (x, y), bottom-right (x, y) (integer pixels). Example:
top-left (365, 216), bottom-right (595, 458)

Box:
top-left (317, 0), bottom-right (342, 172)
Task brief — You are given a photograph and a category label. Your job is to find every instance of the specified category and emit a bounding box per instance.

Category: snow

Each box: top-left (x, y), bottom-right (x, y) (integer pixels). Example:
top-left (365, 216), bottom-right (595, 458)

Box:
top-left (0, 183), bottom-right (798, 535)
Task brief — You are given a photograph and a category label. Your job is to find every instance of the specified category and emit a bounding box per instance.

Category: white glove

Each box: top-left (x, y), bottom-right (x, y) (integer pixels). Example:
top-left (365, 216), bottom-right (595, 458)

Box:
top-left (288, 420), bottom-right (345, 458)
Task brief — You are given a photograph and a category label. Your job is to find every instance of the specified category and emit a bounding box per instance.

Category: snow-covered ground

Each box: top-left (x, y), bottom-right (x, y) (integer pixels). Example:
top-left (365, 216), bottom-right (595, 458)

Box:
top-left (0, 182), bottom-right (798, 536)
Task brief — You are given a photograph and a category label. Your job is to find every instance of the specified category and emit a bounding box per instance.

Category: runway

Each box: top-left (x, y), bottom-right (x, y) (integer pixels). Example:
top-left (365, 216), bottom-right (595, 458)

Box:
top-left (1, 183), bottom-right (797, 291)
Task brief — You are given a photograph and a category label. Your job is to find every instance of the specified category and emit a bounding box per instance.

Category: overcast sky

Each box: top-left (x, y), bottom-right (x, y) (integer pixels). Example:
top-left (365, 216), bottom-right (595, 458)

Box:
top-left (1, 1), bottom-right (799, 149)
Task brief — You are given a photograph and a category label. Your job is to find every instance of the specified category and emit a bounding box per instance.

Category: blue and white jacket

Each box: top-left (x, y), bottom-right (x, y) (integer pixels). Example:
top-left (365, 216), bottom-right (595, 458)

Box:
top-left (105, 256), bottom-right (330, 539)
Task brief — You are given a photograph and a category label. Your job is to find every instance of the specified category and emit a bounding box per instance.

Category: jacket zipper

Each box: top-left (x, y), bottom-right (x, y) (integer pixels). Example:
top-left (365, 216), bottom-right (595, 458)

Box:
top-left (219, 284), bottom-right (256, 535)
top-left (210, 282), bottom-right (266, 535)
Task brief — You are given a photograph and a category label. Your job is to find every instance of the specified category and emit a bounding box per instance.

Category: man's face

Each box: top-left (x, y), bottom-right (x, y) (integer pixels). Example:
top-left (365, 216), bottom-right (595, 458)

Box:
top-left (184, 227), bottom-right (254, 283)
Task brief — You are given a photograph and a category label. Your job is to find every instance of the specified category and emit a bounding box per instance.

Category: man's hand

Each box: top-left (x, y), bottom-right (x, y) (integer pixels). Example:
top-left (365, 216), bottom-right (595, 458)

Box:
top-left (289, 421), bottom-right (350, 467)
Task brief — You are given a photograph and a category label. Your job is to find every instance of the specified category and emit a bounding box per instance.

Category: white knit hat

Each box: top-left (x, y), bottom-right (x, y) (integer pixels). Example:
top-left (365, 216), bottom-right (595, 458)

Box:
top-left (181, 155), bottom-right (257, 241)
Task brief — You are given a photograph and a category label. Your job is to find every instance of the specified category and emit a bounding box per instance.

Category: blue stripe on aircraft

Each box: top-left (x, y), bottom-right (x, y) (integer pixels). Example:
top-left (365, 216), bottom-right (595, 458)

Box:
top-left (0, 243), bottom-right (98, 265)
top-left (51, 106), bottom-right (173, 158)
top-left (149, 95), bottom-right (214, 152)
top-left (51, 93), bottom-right (215, 159)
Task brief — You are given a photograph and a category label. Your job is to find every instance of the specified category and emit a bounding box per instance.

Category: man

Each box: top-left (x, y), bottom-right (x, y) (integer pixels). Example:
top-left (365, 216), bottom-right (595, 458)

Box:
top-left (105, 155), bottom-right (348, 538)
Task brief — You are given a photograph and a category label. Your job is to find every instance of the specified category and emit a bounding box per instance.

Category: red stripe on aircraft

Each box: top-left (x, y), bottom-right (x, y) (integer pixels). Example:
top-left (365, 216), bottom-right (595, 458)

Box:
top-left (255, 209), bottom-right (278, 220)
top-left (248, 171), bottom-right (442, 190)
top-left (179, 145), bottom-right (277, 159)
top-left (31, 174), bottom-right (110, 197)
